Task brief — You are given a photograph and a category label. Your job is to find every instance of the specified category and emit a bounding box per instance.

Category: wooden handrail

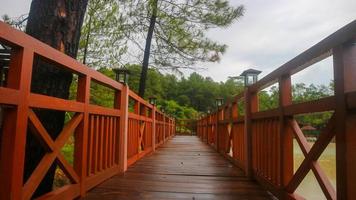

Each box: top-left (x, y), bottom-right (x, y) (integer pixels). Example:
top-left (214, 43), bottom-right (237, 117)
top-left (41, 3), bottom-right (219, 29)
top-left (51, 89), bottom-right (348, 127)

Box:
top-left (0, 21), bottom-right (175, 200)
top-left (197, 20), bottom-right (356, 200)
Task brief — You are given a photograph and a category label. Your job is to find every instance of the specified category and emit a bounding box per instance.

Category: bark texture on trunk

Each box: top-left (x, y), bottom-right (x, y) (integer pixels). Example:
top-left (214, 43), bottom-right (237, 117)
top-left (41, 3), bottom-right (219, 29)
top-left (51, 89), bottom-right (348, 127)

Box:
top-left (138, 0), bottom-right (158, 97)
top-left (25, 0), bottom-right (88, 197)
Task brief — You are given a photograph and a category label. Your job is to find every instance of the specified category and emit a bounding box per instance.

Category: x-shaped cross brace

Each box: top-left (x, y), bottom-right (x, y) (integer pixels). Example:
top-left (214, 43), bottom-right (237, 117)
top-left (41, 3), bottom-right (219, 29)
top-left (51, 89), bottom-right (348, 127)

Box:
top-left (23, 109), bottom-right (83, 200)
top-left (286, 115), bottom-right (336, 200)
top-left (138, 121), bottom-right (145, 152)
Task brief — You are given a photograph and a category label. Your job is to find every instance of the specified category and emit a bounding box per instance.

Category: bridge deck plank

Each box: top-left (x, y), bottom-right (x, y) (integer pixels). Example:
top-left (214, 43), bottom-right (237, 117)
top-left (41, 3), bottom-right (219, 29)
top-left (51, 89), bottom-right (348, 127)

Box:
top-left (84, 136), bottom-right (272, 200)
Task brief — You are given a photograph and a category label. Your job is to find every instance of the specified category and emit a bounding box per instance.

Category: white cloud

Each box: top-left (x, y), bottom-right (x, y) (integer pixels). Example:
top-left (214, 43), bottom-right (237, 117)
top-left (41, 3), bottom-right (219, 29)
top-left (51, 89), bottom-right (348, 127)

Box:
top-left (192, 0), bottom-right (356, 85)
top-left (1, 0), bottom-right (355, 86)
top-left (0, 0), bottom-right (30, 17)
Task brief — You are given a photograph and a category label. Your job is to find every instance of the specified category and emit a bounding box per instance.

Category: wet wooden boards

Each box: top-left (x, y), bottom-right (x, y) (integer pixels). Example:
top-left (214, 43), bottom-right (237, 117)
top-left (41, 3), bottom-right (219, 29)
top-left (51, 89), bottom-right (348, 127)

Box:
top-left (84, 136), bottom-right (272, 200)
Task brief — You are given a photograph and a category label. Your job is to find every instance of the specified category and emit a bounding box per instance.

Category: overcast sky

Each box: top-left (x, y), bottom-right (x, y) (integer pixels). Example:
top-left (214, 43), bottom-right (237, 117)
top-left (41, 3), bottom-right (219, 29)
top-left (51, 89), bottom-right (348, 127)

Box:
top-left (1, 0), bottom-right (355, 86)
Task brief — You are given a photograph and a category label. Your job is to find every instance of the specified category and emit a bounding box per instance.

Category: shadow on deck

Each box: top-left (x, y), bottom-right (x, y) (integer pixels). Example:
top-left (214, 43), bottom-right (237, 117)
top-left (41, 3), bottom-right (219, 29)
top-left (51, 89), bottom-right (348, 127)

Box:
top-left (84, 136), bottom-right (272, 200)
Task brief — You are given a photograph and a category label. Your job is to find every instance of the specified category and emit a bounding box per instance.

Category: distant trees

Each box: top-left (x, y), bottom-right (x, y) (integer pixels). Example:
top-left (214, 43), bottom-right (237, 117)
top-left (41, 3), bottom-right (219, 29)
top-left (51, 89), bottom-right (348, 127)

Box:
top-left (86, 65), bottom-right (333, 131)
top-left (258, 82), bottom-right (334, 129)
top-left (82, 65), bottom-right (243, 118)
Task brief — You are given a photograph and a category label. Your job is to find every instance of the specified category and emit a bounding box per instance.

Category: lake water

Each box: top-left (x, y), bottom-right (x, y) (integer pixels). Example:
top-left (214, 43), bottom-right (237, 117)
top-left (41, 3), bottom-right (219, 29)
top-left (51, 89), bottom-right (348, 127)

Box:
top-left (294, 140), bottom-right (336, 199)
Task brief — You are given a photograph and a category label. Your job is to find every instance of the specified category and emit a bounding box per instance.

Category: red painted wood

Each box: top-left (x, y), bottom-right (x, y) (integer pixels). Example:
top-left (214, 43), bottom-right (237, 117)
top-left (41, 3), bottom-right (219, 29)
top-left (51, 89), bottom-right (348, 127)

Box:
top-left (0, 21), bottom-right (174, 200)
top-left (1, 18), bottom-right (356, 200)
top-left (333, 39), bottom-right (356, 199)
top-left (197, 21), bottom-right (356, 200)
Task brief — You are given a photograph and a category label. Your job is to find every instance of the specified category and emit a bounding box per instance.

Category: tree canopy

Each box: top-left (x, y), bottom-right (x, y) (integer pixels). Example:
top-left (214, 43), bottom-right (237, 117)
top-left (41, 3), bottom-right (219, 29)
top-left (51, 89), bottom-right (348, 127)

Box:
top-left (78, 0), bottom-right (127, 68)
top-left (121, 0), bottom-right (244, 70)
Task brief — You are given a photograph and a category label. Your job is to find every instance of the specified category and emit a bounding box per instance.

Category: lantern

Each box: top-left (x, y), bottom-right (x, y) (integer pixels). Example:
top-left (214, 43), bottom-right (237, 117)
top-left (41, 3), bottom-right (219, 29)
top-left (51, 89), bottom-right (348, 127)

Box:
top-left (149, 96), bottom-right (157, 105)
top-left (215, 97), bottom-right (224, 108)
top-left (113, 67), bottom-right (130, 84)
top-left (240, 68), bottom-right (261, 86)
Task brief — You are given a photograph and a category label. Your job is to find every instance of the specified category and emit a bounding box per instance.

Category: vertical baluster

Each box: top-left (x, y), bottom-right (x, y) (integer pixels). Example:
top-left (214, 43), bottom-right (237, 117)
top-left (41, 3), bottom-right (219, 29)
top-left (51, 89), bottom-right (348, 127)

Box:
top-left (257, 121), bottom-right (261, 175)
top-left (272, 119), bottom-right (277, 183)
top-left (264, 119), bottom-right (268, 178)
top-left (261, 120), bottom-right (264, 176)
top-left (87, 115), bottom-right (94, 176)
top-left (108, 116), bottom-right (113, 167)
top-left (94, 115), bottom-right (99, 174)
top-left (267, 119), bottom-right (272, 182)
top-left (104, 116), bottom-right (109, 169)
top-left (116, 117), bottom-right (119, 159)
top-left (99, 115), bottom-right (104, 171)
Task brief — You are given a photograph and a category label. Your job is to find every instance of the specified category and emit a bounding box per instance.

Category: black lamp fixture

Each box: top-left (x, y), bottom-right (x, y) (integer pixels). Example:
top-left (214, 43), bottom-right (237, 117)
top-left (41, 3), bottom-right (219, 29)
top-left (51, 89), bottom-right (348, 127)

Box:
top-left (149, 96), bottom-right (157, 105)
top-left (240, 68), bottom-right (262, 86)
top-left (113, 67), bottom-right (130, 85)
top-left (215, 97), bottom-right (224, 108)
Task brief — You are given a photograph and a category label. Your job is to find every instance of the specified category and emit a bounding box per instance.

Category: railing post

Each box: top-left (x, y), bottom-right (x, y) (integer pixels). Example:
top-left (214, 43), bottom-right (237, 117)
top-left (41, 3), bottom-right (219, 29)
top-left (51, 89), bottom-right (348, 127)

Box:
top-left (152, 107), bottom-right (156, 152)
top-left (0, 48), bottom-right (33, 200)
top-left (118, 85), bottom-right (129, 173)
top-left (244, 88), bottom-right (258, 178)
top-left (278, 75), bottom-right (293, 188)
top-left (74, 75), bottom-right (90, 197)
top-left (333, 39), bottom-right (356, 200)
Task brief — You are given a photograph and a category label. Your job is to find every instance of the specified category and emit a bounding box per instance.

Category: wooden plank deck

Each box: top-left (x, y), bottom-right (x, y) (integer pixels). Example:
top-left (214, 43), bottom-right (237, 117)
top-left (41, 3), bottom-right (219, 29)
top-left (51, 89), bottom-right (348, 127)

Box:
top-left (84, 136), bottom-right (272, 200)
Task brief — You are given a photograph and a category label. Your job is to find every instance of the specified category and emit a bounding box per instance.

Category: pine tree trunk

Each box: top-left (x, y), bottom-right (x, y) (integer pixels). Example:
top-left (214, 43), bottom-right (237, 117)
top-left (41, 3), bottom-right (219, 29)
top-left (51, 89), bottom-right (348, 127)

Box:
top-left (138, 0), bottom-right (158, 97)
top-left (25, 0), bottom-right (88, 197)
top-left (83, 14), bottom-right (92, 64)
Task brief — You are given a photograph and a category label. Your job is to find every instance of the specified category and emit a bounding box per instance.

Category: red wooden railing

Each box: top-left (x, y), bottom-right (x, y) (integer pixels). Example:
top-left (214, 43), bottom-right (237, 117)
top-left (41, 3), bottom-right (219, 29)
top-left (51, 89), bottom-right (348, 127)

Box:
top-left (197, 20), bottom-right (356, 200)
top-left (0, 21), bottom-right (175, 200)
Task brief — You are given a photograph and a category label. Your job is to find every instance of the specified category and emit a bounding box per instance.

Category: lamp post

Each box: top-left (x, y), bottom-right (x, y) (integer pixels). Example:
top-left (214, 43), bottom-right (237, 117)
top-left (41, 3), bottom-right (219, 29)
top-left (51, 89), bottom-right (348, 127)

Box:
top-left (215, 97), bottom-right (224, 108)
top-left (239, 68), bottom-right (262, 86)
top-left (113, 67), bottom-right (130, 85)
top-left (149, 96), bottom-right (157, 106)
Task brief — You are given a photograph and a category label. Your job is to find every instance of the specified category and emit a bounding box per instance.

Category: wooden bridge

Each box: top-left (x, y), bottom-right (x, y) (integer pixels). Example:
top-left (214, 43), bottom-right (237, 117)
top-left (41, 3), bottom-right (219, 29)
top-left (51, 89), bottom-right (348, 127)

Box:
top-left (0, 20), bottom-right (355, 200)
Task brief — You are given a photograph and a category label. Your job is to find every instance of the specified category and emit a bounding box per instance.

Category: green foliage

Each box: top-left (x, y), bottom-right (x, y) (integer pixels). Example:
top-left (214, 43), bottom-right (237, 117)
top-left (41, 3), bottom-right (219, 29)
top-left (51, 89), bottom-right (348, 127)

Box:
top-left (90, 80), bottom-right (116, 108)
top-left (259, 85), bottom-right (279, 111)
top-left (122, 65), bottom-right (244, 114)
top-left (158, 100), bottom-right (199, 120)
top-left (257, 82), bottom-right (334, 130)
top-left (295, 112), bottom-right (333, 130)
top-left (78, 0), bottom-right (127, 68)
top-left (292, 83), bottom-right (333, 103)
top-left (71, 64), bottom-right (245, 119)
top-left (61, 142), bottom-right (74, 165)
top-left (119, 0), bottom-right (244, 71)
top-left (70, 61), bottom-right (334, 130)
